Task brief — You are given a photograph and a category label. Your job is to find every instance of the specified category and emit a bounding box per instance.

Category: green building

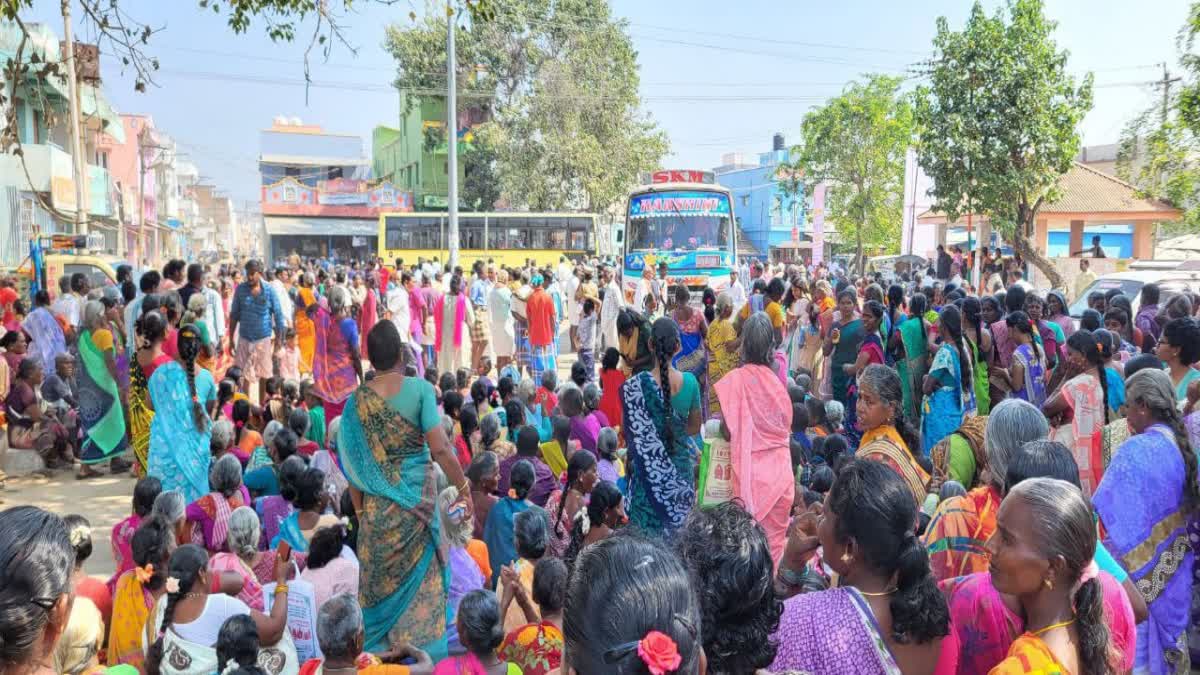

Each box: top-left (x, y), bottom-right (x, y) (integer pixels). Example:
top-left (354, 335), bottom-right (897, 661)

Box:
top-left (373, 92), bottom-right (473, 212)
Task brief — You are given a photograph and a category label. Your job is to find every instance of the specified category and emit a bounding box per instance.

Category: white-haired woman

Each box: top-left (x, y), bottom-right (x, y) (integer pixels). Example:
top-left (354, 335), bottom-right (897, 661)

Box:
top-left (184, 454), bottom-right (251, 553)
top-left (181, 292), bottom-right (217, 372)
top-left (309, 284), bottom-right (364, 423)
top-left (305, 594), bottom-right (433, 674)
top-left (208, 506), bottom-right (279, 611)
top-left (76, 299), bottom-right (131, 478)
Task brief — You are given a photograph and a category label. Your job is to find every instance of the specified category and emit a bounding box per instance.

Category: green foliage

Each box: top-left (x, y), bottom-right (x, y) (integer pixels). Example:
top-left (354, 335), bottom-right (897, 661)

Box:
top-left (1117, 114), bottom-right (1200, 234)
top-left (383, 0), bottom-right (668, 212)
top-left (785, 74), bottom-right (913, 270)
top-left (915, 0), bottom-right (1092, 288)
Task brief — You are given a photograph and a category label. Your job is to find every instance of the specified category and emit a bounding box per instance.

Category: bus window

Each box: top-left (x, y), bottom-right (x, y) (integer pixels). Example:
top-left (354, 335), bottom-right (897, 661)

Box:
top-left (569, 230), bottom-right (588, 251)
top-left (385, 216), bottom-right (408, 249)
top-left (460, 217), bottom-right (484, 249)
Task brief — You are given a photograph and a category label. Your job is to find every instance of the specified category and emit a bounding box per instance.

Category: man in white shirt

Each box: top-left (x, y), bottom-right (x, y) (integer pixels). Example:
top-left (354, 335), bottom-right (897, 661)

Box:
top-left (727, 269), bottom-right (747, 315)
top-left (387, 270), bottom-right (412, 344)
top-left (51, 273), bottom-right (87, 333)
top-left (634, 267), bottom-right (657, 316)
top-left (599, 265), bottom-right (624, 351)
top-left (268, 269), bottom-right (294, 329)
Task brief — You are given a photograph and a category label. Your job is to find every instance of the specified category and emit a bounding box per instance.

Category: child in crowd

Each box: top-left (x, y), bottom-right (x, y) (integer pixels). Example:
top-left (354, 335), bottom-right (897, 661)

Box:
top-left (301, 380), bottom-right (326, 449)
top-left (262, 377), bottom-right (286, 425)
top-left (534, 371), bottom-right (558, 416)
top-left (290, 408), bottom-right (319, 457)
top-left (570, 361), bottom-right (589, 390)
top-left (597, 348), bottom-right (625, 435)
top-left (456, 367), bottom-right (472, 398)
top-left (576, 298), bottom-right (597, 382)
top-left (278, 328), bottom-right (301, 382)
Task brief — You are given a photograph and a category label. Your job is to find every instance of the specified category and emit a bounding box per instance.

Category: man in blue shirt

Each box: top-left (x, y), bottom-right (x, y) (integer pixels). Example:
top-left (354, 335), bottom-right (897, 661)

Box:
top-left (228, 259), bottom-right (286, 403)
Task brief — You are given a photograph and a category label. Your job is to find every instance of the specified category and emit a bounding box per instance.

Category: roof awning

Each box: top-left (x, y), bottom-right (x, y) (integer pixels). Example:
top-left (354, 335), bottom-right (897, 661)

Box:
top-left (80, 84), bottom-right (125, 143)
top-left (264, 216), bottom-right (378, 237)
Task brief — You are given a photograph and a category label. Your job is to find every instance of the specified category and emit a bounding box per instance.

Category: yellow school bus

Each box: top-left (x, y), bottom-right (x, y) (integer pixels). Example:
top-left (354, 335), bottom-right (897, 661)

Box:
top-left (377, 212), bottom-right (599, 268)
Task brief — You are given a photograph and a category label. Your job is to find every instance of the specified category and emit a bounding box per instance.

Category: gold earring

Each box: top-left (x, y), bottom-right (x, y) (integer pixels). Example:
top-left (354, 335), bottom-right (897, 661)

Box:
top-left (1043, 578), bottom-right (1053, 590)
top-left (841, 553), bottom-right (852, 564)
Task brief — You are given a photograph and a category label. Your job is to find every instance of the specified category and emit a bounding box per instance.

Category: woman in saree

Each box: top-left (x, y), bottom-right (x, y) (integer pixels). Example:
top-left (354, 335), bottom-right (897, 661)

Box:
top-left (620, 317), bottom-right (698, 538)
top-left (208, 506), bottom-right (299, 611)
top-left (294, 273), bottom-right (318, 374)
top-left (941, 440), bottom-right (1138, 675)
top-left (922, 304), bottom-right (974, 456)
top-left (705, 292), bottom-right (738, 418)
top-left (770, 459), bottom-right (956, 674)
top-left (148, 324), bottom-right (218, 504)
top-left (842, 300), bottom-right (886, 449)
top-left (1042, 330), bottom-right (1108, 497)
top-left (143, 544), bottom-right (293, 675)
top-left (76, 300), bottom-right (132, 479)
top-left (338, 319), bottom-right (472, 657)
top-left (895, 292), bottom-right (931, 423)
top-left (1045, 291), bottom-right (1074, 343)
top-left (783, 280), bottom-right (811, 373)
top-left (108, 513), bottom-right (174, 669)
top-left (807, 280), bottom-right (835, 392)
top-left (853, 363), bottom-right (929, 509)
top-left (714, 313), bottom-right (795, 563)
top-left (312, 286), bottom-right (364, 424)
top-left (927, 414), bottom-right (988, 492)
top-left (184, 454), bottom-right (251, 552)
top-left (986, 478), bottom-right (1118, 675)
top-left (924, 399), bottom-right (1048, 581)
top-left (360, 274), bottom-right (380, 352)
top-left (109, 476), bottom-right (162, 593)
top-left (130, 310), bottom-right (171, 478)
top-left (1094, 368), bottom-right (1198, 674)
top-left (825, 289), bottom-right (863, 444)
top-left (670, 285), bottom-right (709, 412)
top-left (22, 289), bottom-right (65, 378)
top-left (961, 296), bottom-right (992, 415)
top-left (435, 275), bottom-right (470, 376)
top-left (1001, 311), bottom-right (1047, 408)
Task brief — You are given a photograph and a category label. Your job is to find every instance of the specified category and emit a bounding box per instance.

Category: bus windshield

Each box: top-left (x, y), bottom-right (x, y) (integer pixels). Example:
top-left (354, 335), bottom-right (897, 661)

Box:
top-left (627, 190), bottom-right (731, 252)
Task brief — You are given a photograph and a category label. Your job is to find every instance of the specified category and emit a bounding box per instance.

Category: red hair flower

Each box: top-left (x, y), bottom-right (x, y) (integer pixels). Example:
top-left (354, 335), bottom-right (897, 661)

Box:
top-left (637, 631), bottom-right (682, 675)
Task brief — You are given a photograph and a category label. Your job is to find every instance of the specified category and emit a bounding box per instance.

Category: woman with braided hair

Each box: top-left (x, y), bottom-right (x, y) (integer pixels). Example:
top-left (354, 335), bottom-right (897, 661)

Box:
top-left (1043, 330), bottom-right (1108, 497)
top-left (148, 323), bottom-right (218, 503)
top-left (619, 317), bottom-right (698, 537)
top-left (1094, 368), bottom-right (1199, 674)
top-left (543, 449), bottom-right (597, 558)
top-left (143, 544), bottom-right (293, 675)
top-left (921, 304), bottom-right (975, 456)
top-left (131, 310), bottom-right (172, 478)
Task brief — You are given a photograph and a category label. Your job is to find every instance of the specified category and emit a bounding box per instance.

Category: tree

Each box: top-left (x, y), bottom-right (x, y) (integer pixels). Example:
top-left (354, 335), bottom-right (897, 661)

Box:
top-left (383, 0), bottom-right (668, 212)
top-left (785, 74), bottom-right (913, 273)
top-left (1118, 3), bottom-right (1200, 235)
top-left (915, 0), bottom-right (1093, 290)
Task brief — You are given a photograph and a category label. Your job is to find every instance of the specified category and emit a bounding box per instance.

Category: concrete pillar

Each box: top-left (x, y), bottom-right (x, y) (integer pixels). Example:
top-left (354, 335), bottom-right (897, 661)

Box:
top-left (1069, 220), bottom-right (1085, 256)
top-left (1132, 221), bottom-right (1155, 259)
top-left (1034, 218), bottom-right (1049, 254)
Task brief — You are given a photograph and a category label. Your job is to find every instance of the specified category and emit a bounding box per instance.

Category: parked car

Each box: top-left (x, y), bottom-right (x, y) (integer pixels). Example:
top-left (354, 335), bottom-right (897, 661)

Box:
top-left (1068, 269), bottom-right (1200, 318)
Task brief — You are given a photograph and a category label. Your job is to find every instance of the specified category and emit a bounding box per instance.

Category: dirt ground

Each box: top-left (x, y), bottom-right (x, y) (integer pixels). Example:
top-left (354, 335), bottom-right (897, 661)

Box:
top-left (2, 471), bottom-right (137, 578)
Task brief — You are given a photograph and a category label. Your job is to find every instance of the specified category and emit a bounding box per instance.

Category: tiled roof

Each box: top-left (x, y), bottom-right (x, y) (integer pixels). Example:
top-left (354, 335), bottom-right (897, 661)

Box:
top-left (1047, 162), bottom-right (1179, 214)
top-left (919, 162), bottom-right (1181, 219)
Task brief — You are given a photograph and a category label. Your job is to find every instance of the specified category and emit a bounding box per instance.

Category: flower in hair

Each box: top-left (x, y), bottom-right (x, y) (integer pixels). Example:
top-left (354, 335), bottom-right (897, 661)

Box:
top-left (165, 576), bottom-right (180, 594)
top-left (135, 563), bottom-right (155, 584)
top-left (573, 506), bottom-right (590, 535)
top-left (637, 631), bottom-right (682, 675)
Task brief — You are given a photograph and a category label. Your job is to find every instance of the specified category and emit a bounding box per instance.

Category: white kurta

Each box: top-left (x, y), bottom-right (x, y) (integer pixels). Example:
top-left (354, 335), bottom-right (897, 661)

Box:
top-left (600, 279), bottom-right (624, 351)
top-left (488, 285), bottom-right (516, 357)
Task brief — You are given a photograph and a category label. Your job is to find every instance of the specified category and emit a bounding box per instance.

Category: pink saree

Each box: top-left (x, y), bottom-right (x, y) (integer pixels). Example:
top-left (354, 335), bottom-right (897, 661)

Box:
top-left (434, 293), bottom-right (468, 351)
top-left (713, 363), bottom-right (795, 564)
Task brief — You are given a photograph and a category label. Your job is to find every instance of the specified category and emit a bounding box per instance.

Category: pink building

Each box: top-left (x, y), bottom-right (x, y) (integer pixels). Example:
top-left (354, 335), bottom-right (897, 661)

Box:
top-left (97, 114), bottom-right (161, 263)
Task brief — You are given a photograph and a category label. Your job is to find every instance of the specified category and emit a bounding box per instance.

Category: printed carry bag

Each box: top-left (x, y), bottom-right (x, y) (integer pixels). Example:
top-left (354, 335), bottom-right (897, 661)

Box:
top-left (698, 434), bottom-right (734, 507)
top-left (263, 561), bottom-right (321, 663)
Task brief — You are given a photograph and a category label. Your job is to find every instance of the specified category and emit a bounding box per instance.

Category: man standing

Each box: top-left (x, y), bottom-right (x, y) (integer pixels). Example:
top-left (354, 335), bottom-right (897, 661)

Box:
top-left (269, 269), bottom-right (295, 330)
top-left (1072, 235), bottom-right (1107, 258)
top-left (727, 268), bottom-right (747, 315)
top-left (469, 261), bottom-right (491, 372)
top-left (1073, 258), bottom-right (1097, 303)
top-left (634, 267), bottom-right (656, 316)
top-left (526, 273), bottom-right (557, 382)
top-left (124, 270), bottom-right (161, 357)
top-left (201, 270), bottom-right (225, 358)
top-left (936, 245), bottom-right (952, 281)
top-left (228, 259), bottom-right (286, 403)
top-left (160, 259), bottom-right (186, 292)
top-left (178, 263), bottom-right (206, 310)
top-left (598, 265), bottom-right (623, 352)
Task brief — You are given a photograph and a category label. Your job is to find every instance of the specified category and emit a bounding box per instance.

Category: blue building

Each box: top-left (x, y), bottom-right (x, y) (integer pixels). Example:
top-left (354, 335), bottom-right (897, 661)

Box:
top-left (714, 134), bottom-right (804, 257)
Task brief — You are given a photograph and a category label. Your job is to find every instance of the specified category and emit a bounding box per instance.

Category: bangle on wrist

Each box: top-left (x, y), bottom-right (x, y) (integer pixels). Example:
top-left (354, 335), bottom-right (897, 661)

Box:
top-left (275, 584), bottom-right (289, 595)
top-left (778, 564), bottom-right (807, 588)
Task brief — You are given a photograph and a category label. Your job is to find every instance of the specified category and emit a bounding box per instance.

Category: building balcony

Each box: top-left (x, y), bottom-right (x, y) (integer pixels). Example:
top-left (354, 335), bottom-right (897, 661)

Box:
top-left (0, 142), bottom-right (73, 195)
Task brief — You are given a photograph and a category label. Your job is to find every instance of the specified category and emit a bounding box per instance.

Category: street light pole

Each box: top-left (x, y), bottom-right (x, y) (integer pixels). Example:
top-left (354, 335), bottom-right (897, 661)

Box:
top-left (446, 3), bottom-right (459, 270)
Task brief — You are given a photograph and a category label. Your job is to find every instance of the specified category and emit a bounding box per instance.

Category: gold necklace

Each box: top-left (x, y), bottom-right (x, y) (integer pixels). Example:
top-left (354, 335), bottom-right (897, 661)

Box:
top-left (858, 587), bottom-right (897, 597)
top-left (1031, 618), bottom-right (1075, 636)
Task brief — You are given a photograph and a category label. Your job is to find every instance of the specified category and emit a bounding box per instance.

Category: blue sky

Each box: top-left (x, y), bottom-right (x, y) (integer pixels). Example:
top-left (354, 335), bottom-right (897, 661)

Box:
top-left (20, 0), bottom-right (1196, 205)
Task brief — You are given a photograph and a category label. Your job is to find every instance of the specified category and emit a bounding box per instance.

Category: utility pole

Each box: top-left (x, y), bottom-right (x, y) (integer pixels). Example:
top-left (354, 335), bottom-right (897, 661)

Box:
top-left (1159, 62), bottom-right (1181, 124)
top-left (61, 0), bottom-right (88, 235)
top-left (446, 3), bottom-right (459, 270)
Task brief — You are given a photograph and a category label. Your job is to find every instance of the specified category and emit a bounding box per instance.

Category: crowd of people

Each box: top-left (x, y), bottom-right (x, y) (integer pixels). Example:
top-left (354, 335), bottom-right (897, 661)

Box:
top-left (2, 249), bottom-right (1200, 675)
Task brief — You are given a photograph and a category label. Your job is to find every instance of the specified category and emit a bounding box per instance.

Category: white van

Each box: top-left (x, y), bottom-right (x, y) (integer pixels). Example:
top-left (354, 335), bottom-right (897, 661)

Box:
top-left (1068, 269), bottom-right (1200, 318)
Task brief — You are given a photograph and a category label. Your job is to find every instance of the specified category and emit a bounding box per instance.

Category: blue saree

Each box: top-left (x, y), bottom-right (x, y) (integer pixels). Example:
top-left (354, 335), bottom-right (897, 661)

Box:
top-left (147, 361), bottom-right (216, 503)
top-left (1094, 425), bottom-right (1194, 675)
top-left (338, 383), bottom-right (448, 657)
top-left (482, 497), bottom-right (532, 586)
top-left (922, 342), bottom-right (972, 457)
top-left (620, 371), bottom-right (696, 537)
